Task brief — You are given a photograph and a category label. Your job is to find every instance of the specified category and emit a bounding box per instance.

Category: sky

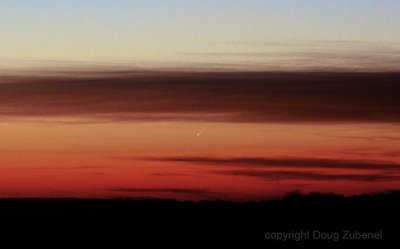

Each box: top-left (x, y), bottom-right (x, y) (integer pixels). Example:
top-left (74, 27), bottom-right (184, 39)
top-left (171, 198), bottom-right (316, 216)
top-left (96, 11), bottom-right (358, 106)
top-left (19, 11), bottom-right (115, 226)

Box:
top-left (0, 1), bottom-right (400, 200)
top-left (1, 0), bottom-right (400, 70)
top-left (1, 72), bottom-right (400, 200)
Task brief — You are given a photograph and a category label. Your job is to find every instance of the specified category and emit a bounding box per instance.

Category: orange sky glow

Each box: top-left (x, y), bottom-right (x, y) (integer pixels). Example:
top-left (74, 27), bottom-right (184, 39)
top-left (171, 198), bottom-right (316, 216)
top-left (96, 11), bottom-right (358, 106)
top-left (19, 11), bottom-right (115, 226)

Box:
top-left (1, 72), bottom-right (399, 201)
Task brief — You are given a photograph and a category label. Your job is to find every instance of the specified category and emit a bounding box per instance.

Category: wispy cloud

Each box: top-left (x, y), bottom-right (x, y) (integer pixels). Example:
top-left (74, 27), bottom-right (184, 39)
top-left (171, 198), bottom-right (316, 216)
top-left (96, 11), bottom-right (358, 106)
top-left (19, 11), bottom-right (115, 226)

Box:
top-left (216, 170), bottom-right (400, 182)
top-left (1, 72), bottom-right (400, 123)
top-left (135, 156), bottom-right (400, 171)
top-left (108, 188), bottom-right (212, 195)
top-left (205, 40), bottom-right (400, 71)
top-left (133, 156), bottom-right (400, 182)
top-left (382, 150), bottom-right (400, 157)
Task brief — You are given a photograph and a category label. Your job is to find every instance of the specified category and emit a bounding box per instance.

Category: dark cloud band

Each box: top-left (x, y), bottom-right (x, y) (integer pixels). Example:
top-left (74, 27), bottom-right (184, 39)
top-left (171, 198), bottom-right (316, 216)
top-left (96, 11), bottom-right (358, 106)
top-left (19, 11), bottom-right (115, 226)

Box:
top-left (216, 170), bottom-right (400, 182)
top-left (108, 188), bottom-right (212, 195)
top-left (132, 156), bottom-right (400, 171)
top-left (132, 156), bottom-right (400, 182)
top-left (1, 71), bottom-right (400, 123)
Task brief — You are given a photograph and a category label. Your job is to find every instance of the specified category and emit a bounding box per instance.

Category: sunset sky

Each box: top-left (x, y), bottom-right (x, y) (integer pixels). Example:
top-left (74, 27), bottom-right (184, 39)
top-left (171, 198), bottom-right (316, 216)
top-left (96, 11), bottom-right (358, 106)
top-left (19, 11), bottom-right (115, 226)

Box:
top-left (2, 0), bottom-right (400, 70)
top-left (1, 1), bottom-right (400, 201)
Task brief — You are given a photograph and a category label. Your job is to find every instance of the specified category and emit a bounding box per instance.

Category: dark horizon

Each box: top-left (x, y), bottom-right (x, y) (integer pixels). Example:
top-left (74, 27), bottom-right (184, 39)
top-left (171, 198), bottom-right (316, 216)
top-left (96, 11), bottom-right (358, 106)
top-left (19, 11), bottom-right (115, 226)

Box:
top-left (2, 190), bottom-right (399, 246)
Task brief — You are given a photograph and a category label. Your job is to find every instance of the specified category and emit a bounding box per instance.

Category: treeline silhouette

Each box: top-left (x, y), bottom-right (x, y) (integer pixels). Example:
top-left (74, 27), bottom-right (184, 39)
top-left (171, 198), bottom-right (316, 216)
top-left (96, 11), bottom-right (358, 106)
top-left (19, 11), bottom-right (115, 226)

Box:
top-left (1, 191), bottom-right (399, 247)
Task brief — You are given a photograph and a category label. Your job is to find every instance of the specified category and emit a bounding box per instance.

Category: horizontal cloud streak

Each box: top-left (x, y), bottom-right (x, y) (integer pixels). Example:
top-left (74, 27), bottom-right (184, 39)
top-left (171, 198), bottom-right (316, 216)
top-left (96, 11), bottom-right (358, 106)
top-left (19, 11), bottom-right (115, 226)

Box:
top-left (217, 170), bottom-right (400, 182)
top-left (132, 156), bottom-right (400, 182)
top-left (188, 40), bottom-right (400, 71)
top-left (108, 188), bottom-right (211, 195)
top-left (133, 156), bottom-right (400, 171)
top-left (1, 72), bottom-right (400, 123)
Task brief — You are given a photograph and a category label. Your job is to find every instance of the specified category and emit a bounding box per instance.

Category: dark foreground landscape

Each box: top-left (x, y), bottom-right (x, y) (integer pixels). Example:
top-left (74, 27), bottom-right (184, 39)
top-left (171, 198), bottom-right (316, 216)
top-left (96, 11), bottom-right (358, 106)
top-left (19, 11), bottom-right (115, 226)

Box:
top-left (1, 191), bottom-right (399, 247)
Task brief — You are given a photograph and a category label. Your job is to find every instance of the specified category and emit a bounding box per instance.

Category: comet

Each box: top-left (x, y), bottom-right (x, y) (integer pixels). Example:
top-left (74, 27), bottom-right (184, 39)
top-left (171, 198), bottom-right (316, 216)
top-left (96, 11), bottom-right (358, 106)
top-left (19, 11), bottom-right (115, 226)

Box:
top-left (196, 127), bottom-right (206, 137)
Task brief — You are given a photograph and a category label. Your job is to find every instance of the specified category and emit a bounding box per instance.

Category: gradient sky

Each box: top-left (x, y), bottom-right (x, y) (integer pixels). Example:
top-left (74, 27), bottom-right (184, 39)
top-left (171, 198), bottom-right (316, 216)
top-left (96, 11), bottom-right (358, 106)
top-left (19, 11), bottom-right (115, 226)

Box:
top-left (1, 0), bottom-right (400, 70)
top-left (1, 72), bottom-right (400, 200)
top-left (1, 1), bottom-right (400, 201)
